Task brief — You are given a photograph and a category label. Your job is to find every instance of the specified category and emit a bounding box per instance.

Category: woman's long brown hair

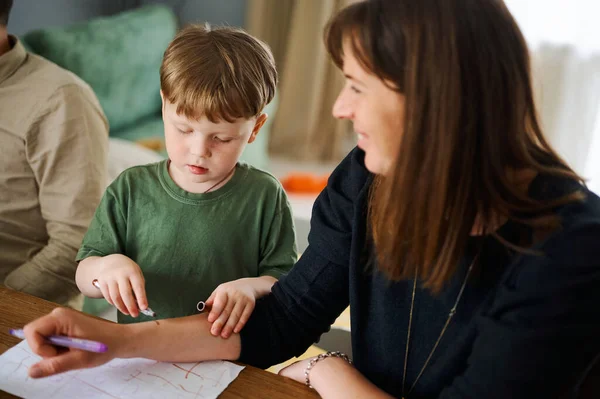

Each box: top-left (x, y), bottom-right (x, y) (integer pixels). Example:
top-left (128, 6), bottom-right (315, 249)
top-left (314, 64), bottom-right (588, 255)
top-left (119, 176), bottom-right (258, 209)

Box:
top-left (325, 0), bottom-right (584, 292)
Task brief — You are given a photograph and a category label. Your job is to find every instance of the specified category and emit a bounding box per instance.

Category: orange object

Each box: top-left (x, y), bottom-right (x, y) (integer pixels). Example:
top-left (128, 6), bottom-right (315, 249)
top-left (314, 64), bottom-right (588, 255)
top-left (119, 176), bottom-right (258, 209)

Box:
top-left (281, 173), bottom-right (329, 194)
top-left (136, 138), bottom-right (165, 152)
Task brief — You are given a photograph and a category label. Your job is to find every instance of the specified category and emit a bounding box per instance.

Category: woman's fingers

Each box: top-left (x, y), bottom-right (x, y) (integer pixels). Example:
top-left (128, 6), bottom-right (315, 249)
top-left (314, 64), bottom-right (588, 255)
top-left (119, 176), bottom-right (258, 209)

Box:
top-left (29, 350), bottom-right (90, 378)
top-left (22, 311), bottom-right (62, 358)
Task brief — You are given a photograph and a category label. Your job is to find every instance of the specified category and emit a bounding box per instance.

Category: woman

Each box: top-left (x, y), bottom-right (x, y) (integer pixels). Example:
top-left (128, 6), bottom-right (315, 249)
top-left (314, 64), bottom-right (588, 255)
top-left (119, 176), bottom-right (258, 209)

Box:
top-left (21, 0), bottom-right (600, 397)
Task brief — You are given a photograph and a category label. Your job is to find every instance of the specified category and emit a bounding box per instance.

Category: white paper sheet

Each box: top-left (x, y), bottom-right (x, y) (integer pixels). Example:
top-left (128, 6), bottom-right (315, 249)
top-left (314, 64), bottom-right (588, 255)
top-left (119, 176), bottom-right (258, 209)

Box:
top-left (0, 340), bottom-right (244, 399)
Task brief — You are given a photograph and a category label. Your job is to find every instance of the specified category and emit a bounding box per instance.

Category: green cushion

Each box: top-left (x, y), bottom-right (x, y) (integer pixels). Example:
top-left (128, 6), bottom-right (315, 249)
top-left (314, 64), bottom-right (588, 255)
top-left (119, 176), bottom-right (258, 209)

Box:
top-left (19, 38), bottom-right (32, 53)
top-left (112, 114), bottom-right (164, 142)
top-left (23, 5), bottom-right (177, 132)
top-left (82, 297), bottom-right (112, 317)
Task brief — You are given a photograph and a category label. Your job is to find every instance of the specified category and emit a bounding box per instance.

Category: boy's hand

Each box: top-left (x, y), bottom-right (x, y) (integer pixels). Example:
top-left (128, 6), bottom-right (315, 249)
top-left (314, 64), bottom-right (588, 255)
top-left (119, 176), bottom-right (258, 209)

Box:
top-left (205, 279), bottom-right (257, 338)
top-left (205, 276), bottom-right (277, 338)
top-left (95, 254), bottom-right (147, 317)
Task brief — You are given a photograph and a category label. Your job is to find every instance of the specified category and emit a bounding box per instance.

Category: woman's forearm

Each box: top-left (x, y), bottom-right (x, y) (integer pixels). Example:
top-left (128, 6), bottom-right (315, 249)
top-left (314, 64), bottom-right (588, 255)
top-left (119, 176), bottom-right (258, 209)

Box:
top-left (120, 313), bottom-right (241, 362)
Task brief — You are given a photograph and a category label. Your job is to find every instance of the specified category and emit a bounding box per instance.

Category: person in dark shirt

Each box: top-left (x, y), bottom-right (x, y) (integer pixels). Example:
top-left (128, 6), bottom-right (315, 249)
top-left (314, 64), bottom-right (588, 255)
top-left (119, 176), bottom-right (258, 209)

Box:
top-left (21, 0), bottom-right (600, 398)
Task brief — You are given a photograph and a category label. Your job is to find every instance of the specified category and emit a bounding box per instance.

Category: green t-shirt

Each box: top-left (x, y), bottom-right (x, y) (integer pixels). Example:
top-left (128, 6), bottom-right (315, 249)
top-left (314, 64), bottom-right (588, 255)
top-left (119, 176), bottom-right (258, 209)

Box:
top-left (76, 160), bottom-right (297, 324)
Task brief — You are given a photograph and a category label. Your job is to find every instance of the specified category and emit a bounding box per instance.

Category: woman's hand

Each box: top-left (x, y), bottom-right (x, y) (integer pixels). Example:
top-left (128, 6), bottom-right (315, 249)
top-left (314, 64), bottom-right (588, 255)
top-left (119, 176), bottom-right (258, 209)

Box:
top-left (278, 357), bottom-right (313, 383)
top-left (22, 307), bottom-right (124, 378)
top-left (278, 356), bottom-right (351, 384)
top-left (94, 254), bottom-right (147, 317)
top-left (279, 355), bottom-right (394, 399)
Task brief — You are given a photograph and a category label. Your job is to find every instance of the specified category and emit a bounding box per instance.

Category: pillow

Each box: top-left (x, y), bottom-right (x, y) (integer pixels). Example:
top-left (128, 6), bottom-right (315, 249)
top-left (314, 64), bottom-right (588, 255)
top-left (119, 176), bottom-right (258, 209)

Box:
top-left (106, 138), bottom-right (163, 186)
top-left (23, 5), bottom-right (177, 132)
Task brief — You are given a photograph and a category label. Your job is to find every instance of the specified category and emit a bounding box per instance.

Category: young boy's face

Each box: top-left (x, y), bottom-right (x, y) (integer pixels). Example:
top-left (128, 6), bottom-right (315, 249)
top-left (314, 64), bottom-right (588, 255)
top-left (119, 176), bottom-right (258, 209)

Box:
top-left (161, 97), bottom-right (267, 193)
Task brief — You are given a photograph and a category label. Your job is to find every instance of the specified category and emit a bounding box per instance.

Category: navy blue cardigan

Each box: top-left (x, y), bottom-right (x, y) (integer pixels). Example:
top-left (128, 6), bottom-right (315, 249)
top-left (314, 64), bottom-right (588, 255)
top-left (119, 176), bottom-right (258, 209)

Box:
top-left (240, 148), bottom-right (600, 398)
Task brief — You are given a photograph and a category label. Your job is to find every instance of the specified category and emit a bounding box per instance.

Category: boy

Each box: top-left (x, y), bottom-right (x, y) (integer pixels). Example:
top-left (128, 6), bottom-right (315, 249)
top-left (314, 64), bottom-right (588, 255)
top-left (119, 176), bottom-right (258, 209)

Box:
top-left (75, 25), bottom-right (297, 339)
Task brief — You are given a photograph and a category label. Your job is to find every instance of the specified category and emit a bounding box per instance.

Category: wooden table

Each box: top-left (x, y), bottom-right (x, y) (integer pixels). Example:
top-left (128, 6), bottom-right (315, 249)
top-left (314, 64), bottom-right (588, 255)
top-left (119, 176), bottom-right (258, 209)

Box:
top-left (0, 286), bottom-right (319, 399)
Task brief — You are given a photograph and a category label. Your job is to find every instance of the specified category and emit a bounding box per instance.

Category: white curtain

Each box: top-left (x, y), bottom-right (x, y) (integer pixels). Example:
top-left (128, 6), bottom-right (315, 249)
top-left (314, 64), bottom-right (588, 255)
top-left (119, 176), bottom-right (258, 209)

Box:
top-left (506, 0), bottom-right (600, 194)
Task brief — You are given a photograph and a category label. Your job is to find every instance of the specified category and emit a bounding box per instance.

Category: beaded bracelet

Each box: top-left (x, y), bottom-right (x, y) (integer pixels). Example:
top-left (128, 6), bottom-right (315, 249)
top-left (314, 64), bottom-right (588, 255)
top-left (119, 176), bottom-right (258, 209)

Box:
top-left (304, 351), bottom-right (353, 389)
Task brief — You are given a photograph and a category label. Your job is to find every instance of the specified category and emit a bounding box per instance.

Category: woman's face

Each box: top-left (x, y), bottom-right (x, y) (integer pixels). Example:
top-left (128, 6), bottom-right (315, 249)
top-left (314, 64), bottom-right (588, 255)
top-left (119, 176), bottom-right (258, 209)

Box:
top-left (332, 43), bottom-right (406, 176)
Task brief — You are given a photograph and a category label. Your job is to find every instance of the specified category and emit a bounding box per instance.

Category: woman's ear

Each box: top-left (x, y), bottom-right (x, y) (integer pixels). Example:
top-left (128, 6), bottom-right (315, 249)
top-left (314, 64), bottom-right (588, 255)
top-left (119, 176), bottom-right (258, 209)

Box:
top-left (248, 113), bottom-right (268, 143)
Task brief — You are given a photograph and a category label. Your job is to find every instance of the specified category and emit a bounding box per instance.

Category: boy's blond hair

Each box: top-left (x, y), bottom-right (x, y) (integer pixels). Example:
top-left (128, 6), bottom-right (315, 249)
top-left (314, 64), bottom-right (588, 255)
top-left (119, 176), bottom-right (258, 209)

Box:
top-left (160, 24), bottom-right (277, 123)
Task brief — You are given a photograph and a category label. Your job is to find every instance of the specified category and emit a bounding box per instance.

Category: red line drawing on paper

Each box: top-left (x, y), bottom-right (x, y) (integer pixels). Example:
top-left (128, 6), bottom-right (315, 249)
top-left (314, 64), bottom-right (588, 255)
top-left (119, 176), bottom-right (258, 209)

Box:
top-left (211, 370), bottom-right (227, 387)
top-left (4, 355), bottom-right (30, 374)
top-left (1, 342), bottom-right (244, 399)
top-left (171, 362), bottom-right (226, 386)
top-left (178, 384), bottom-right (197, 394)
top-left (73, 376), bottom-right (120, 399)
top-left (146, 373), bottom-right (180, 390)
top-left (172, 363), bottom-right (204, 379)
top-left (194, 382), bottom-right (205, 399)
top-left (185, 362), bottom-right (202, 379)
top-left (125, 370), bottom-right (142, 382)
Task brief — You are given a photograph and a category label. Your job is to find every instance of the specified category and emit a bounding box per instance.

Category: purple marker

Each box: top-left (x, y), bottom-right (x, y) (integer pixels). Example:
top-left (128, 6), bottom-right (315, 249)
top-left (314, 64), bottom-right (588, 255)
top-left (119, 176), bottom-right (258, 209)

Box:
top-left (8, 329), bottom-right (108, 353)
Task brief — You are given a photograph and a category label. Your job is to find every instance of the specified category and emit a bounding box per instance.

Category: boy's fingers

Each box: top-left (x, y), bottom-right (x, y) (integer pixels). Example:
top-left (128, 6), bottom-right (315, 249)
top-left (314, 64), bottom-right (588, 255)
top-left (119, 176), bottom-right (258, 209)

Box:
top-left (108, 281), bottom-right (128, 315)
top-left (119, 280), bottom-right (138, 317)
top-left (211, 298), bottom-right (235, 337)
top-left (205, 292), bottom-right (216, 307)
top-left (208, 292), bottom-right (227, 323)
top-left (233, 304), bottom-right (254, 334)
top-left (98, 282), bottom-right (113, 306)
top-left (221, 302), bottom-right (245, 338)
top-left (130, 275), bottom-right (147, 310)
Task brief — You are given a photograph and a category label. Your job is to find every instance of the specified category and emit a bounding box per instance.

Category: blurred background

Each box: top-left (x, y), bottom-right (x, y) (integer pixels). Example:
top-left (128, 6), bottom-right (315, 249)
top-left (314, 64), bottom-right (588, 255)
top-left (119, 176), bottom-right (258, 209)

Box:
top-left (8, 0), bottom-right (599, 371)
top-left (9, 0), bottom-right (600, 250)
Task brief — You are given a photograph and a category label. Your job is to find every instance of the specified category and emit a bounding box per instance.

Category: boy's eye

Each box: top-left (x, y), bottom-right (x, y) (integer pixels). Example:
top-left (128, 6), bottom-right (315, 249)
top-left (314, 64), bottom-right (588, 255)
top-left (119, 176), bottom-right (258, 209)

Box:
top-left (214, 137), bottom-right (232, 143)
top-left (177, 128), bottom-right (192, 134)
top-left (350, 85), bottom-right (362, 94)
